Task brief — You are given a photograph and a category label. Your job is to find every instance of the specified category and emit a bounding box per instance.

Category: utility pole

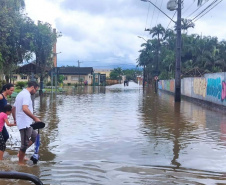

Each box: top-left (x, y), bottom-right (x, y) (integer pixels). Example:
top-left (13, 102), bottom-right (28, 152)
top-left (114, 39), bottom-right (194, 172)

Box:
top-left (141, 0), bottom-right (183, 100)
top-left (175, 0), bottom-right (182, 102)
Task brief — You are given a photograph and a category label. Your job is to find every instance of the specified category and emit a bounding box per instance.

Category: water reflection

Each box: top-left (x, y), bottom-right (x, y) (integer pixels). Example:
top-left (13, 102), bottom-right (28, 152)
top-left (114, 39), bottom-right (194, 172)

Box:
top-left (1, 82), bottom-right (226, 184)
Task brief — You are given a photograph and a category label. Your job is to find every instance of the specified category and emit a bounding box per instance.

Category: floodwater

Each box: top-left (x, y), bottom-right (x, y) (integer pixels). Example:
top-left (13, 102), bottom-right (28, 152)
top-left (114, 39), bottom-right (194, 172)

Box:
top-left (1, 81), bottom-right (226, 184)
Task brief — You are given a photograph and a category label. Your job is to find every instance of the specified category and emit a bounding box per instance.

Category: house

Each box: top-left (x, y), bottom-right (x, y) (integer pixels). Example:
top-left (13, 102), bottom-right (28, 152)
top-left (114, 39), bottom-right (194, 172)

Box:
top-left (55, 67), bottom-right (94, 85)
top-left (12, 62), bottom-right (51, 83)
top-left (94, 69), bottom-right (112, 78)
top-left (13, 63), bottom-right (95, 85)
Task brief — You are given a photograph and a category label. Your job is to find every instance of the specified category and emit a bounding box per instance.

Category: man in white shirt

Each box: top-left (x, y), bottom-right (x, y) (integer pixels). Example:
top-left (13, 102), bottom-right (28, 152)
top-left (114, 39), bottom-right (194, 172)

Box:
top-left (12, 81), bottom-right (41, 165)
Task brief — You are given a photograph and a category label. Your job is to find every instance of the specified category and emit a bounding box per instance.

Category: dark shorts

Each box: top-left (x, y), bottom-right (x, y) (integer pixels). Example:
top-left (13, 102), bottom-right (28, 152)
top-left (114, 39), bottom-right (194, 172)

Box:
top-left (0, 132), bottom-right (6, 151)
top-left (2, 126), bottom-right (9, 143)
top-left (19, 127), bottom-right (37, 152)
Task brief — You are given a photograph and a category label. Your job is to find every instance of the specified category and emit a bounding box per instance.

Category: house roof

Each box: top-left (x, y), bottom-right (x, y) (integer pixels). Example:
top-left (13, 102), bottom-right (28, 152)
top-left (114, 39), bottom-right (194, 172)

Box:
top-left (14, 63), bottom-right (51, 74)
top-left (57, 67), bottom-right (93, 75)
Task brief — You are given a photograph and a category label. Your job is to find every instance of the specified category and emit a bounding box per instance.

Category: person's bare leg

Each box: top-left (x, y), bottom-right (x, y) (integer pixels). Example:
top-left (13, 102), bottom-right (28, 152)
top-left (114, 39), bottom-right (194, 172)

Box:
top-left (0, 150), bottom-right (4, 160)
top-left (18, 150), bottom-right (26, 165)
top-left (17, 140), bottom-right (34, 161)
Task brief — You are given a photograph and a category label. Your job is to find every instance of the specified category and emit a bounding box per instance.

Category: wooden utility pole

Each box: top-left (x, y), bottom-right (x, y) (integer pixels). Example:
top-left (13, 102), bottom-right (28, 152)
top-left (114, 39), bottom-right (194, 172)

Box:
top-left (175, 0), bottom-right (182, 102)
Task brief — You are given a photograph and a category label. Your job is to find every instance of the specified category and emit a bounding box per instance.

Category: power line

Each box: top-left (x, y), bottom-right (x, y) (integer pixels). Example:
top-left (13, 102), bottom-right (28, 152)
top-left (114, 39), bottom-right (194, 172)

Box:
top-left (166, 11), bottom-right (176, 30)
top-left (186, 0), bottom-right (209, 19)
top-left (193, 0), bottom-right (223, 22)
top-left (191, 0), bottom-right (220, 22)
top-left (144, 3), bottom-right (150, 30)
top-left (155, 0), bottom-right (164, 26)
top-left (182, 1), bottom-right (195, 16)
top-left (148, 0), bottom-right (158, 30)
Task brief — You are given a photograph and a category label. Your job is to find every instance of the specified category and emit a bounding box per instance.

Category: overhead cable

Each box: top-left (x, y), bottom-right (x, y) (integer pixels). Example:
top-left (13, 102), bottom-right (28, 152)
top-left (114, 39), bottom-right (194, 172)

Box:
top-left (186, 0), bottom-right (209, 19)
top-left (191, 0), bottom-right (220, 22)
top-left (167, 11), bottom-right (176, 30)
top-left (193, 0), bottom-right (223, 22)
top-left (145, 3), bottom-right (150, 30)
top-left (155, 0), bottom-right (164, 26)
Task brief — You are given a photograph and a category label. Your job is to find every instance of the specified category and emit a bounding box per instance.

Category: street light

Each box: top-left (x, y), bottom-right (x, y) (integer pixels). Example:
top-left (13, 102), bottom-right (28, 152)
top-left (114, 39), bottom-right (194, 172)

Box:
top-left (137, 36), bottom-right (147, 42)
top-left (141, 0), bottom-right (176, 24)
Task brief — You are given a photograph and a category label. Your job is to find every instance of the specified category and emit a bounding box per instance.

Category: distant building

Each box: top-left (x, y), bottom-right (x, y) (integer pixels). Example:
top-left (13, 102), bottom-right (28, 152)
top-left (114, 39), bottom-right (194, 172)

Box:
top-left (13, 64), bottom-right (94, 85)
top-left (55, 67), bottom-right (94, 85)
top-left (94, 69), bottom-right (112, 78)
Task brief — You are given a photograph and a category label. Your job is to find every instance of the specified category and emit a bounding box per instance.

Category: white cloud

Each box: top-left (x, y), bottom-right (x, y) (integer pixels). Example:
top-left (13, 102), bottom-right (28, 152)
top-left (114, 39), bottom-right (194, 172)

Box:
top-left (24, 0), bottom-right (226, 68)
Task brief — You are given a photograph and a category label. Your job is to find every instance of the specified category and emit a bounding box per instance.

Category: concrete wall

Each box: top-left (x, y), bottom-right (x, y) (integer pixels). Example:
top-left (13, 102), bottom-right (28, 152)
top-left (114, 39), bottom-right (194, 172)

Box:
top-left (158, 72), bottom-right (226, 106)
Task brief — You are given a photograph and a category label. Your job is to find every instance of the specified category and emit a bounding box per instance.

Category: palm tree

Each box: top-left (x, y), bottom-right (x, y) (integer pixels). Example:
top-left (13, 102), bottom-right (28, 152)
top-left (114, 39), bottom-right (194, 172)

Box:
top-left (148, 24), bottom-right (165, 75)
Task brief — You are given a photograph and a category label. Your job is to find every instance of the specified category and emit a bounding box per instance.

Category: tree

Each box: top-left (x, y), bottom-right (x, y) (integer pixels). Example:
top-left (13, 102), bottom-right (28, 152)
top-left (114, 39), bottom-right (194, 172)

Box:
top-left (32, 21), bottom-right (59, 91)
top-left (148, 24), bottom-right (165, 74)
top-left (110, 67), bottom-right (123, 82)
top-left (0, 0), bottom-right (28, 82)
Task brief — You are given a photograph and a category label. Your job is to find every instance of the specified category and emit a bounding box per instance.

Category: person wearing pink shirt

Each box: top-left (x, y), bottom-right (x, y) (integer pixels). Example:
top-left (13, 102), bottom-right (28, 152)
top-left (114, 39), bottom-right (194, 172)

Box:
top-left (0, 105), bottom-right (16, 160)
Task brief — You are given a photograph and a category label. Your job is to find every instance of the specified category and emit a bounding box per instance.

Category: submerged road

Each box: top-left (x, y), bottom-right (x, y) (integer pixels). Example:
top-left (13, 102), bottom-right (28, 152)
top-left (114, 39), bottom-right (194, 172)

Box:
top-left (1, 82), bottom-right (226, 184)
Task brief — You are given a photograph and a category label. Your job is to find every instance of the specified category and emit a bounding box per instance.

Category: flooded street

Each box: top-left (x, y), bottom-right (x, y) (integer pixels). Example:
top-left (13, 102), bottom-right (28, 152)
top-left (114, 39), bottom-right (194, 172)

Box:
top-left (1, 81), bottom-right (226, 184)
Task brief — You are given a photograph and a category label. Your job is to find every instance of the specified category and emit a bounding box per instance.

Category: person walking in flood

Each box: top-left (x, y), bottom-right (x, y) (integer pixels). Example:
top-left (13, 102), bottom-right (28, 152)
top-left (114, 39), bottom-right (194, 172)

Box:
top-left (0, 105), bottom-right (16, 160)
top-left (12, 81), bottom-right (41, 165)
top-left (0, 83), bottom-right (15, 143)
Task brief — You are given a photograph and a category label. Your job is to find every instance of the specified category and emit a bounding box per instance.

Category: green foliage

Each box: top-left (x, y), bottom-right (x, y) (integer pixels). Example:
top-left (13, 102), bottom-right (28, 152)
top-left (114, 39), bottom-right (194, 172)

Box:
top-left (16, 81), bottom-right (27, 89)
top-left (46, 81), bottom-right (51, 86)
top-left (138, 23), bottom-right (226, 80)
top-left (123, 69), bottom-right (141, 81)
top-left (110, 67), bottom-right (123, 80)
top-left (58, 75), bottom-right (64, 84)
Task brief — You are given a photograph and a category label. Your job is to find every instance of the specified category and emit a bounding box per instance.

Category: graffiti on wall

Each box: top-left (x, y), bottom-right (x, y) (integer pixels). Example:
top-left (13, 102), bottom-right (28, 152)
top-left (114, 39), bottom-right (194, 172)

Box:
top-left (207, 77), bottom-right (222, 100)
top-left (160, 73), bottom-right (226, 105)
top-left (193, 78), bottom-right (207, 97)
top-left (164, 80), bottom-right (175, 92)
top-left (170, 80), bottom-right (175, 92)
top-left (221, 81), bottom-right (226, 101)
top-left (158, 81), bottom-right (163, 89)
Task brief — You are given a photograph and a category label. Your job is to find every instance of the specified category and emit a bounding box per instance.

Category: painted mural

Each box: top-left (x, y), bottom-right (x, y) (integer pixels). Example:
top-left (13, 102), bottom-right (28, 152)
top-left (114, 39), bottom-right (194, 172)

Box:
top-left (159, 72), bottom-right (226, 106)
top-left (206, 77), bottom-right (222, 100)
top-left (158, 80), bottom-right (175, 92)
top-left (193, 78), bottom-right (207, 98)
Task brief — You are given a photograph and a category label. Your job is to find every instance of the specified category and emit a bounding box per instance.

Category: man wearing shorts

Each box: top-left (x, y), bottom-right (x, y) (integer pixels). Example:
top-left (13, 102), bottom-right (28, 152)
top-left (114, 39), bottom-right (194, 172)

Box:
top-left (12, 81), bottom-right (41, 165)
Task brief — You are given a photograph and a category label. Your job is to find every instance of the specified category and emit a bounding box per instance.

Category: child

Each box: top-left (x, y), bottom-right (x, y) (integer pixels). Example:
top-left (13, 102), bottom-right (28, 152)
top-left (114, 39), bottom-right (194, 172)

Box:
top-left (0, 105), bottom-right (16, 160)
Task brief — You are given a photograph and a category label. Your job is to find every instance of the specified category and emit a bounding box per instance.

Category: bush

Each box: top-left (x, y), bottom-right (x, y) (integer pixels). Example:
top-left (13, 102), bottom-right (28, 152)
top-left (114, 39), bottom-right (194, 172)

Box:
top-left (67, 83), bottom-right (71, 86)
top-left (46, 81), bottom-right (51, 86)
top-left (16, 81), bottom-right (27, 89)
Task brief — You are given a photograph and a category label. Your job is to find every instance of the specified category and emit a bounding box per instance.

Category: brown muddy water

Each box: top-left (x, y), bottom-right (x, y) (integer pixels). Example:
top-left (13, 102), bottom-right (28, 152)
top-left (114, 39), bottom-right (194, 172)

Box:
top-left (1, 81), bottom-right (226, 185)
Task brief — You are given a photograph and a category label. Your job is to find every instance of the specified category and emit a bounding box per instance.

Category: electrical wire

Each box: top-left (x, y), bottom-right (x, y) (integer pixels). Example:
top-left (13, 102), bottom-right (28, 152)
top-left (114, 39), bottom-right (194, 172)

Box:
top-left (182, 0), bottom-right (195, 16)
top-left (186, 0), bottom-right (209, 19)
top-left (149, 0), bottom-right (158, 30)
top-left (166, 11), bottom-right (176, 30)
top-left (144, 3), bottom-right (151, 30)
top-left (193, 0), bottom-right (223, 22)
top-left (191, 0), bottom-right (219, 21)
top-left (155, 0), bottom-right (164, 26)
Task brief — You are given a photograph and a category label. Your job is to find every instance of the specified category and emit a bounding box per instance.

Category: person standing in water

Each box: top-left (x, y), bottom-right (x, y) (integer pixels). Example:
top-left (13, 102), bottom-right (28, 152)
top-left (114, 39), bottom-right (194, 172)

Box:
top-left (0, 83), bottom-right (15, 143)
top-left (12, 81), bottom-right (41, 165)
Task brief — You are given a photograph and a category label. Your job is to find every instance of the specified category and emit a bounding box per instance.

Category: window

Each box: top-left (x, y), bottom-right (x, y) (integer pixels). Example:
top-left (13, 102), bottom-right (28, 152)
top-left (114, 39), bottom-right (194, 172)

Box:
top-left (64, 76), bottom-right (68, 80)
top-left (13, 76), bottom-right (18, 79)
top-left (71, 76), bottom-right (78, 81)
top-left (21, 76), bottom-right (27, 80)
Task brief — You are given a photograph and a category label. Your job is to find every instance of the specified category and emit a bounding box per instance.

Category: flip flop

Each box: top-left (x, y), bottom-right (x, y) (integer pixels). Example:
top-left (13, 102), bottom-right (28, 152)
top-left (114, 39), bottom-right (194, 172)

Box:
top-left (30, 122), bottom-right (45, 130)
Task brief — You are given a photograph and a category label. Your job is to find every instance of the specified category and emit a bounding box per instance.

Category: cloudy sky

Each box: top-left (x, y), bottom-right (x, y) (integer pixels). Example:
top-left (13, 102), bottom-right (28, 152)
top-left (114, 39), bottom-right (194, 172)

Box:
top-left (24, 0), bottom-right (226, 69)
